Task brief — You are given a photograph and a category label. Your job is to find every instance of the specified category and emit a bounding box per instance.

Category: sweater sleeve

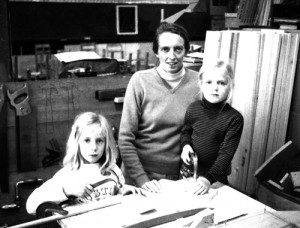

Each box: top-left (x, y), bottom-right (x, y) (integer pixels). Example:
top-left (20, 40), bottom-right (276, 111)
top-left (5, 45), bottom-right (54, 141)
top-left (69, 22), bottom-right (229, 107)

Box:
top-left (26, 170), bottom-right (68, 214)
top-left (118, 74), bottom-right (149, 187)
top-left (204, 114), bottom-right (244, 184)
top-left (180, 106), bottom-right (193, 149)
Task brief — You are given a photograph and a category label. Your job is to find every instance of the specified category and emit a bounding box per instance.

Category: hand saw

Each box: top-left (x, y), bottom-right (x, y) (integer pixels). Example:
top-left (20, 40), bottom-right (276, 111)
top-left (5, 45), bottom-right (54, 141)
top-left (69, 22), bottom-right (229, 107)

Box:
top-left (7, 83), bottom-right (38, 171)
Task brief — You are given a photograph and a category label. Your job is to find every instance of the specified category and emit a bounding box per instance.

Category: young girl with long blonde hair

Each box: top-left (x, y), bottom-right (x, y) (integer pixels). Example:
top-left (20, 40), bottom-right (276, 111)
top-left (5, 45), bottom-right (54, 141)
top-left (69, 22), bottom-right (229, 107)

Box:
top-left (27, 112), bottom-right (142, 214)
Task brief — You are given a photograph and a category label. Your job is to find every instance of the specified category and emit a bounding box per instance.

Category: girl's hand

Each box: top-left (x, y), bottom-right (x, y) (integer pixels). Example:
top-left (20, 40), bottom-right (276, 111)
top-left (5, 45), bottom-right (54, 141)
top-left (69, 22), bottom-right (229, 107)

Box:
top-left (192, 177), bottom-right (211, 195)
top-left (63, 181), bottom-right (95, 201)
top-left (181, 145), bottom-right (194, 165)
top-left (141, 180), bottom-right (162, 194)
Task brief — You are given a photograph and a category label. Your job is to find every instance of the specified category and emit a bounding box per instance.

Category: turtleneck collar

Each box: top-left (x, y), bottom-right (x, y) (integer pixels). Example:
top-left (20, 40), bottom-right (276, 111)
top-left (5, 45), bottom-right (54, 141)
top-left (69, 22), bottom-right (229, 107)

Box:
top-left (156, 65), bottom-right (185, 82)
top-left (201, 96), bottom-right (227, 112)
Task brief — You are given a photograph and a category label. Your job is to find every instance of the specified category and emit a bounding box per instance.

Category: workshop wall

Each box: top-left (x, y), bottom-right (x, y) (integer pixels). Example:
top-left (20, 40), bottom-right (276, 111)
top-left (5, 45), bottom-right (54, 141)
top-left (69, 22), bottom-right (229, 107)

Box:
top-left (0, 75), bottom-right (131, 226)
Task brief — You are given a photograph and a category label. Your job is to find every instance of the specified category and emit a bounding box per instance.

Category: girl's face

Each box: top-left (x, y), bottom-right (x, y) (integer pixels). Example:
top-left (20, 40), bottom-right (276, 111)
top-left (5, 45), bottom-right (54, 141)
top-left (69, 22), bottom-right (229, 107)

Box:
top-left (78, 124), bottom-right (105, 164)
top-left (156, 32), bottom-right (186, 74)
top-left (201, 67), bottom-right (230, 104)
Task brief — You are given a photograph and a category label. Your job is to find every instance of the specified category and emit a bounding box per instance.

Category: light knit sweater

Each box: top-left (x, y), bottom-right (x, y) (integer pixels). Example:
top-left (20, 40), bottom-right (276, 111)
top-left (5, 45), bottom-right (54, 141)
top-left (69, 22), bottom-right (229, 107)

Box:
top-left (26, 164), bottom-right (124, 214)
top-left (118, 67), bottom-right (199, 187)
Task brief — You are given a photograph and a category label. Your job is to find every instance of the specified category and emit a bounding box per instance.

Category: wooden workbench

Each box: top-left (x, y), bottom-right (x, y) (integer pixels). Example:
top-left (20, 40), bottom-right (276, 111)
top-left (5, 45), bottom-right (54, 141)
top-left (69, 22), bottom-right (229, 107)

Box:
top-left (54, 180), bottom-right (275, 228)
top-left (10, 179), bottom-right (300, 228)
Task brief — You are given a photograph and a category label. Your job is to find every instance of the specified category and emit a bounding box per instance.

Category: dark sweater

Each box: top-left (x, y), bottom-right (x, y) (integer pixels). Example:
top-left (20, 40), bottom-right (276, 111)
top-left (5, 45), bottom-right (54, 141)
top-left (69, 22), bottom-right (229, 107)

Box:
top-left (181, 98), bottom-right (244, 184)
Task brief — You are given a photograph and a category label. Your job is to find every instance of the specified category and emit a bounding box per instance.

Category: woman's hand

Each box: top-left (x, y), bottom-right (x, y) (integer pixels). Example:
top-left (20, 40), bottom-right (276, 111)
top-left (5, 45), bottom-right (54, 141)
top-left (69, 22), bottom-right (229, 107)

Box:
top-left (181, 145), bottom-right (194, 165)
top-left (192, 177), bottom-right (211, 195)
top-left (121, 185), bottom-right (146, 196)
top-left (141, 180), bottom-right (162, 194)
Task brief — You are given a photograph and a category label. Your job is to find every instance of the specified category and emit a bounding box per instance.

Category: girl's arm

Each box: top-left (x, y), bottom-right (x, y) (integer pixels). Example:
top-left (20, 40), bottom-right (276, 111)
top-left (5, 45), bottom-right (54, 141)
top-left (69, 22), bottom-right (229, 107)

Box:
top-left (26, 171), bottom-right (68, 214)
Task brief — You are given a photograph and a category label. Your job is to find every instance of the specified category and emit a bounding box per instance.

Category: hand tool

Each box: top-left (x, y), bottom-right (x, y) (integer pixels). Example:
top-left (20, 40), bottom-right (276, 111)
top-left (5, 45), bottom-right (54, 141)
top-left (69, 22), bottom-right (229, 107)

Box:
top-left (7, 83), bottom-right (38, 171)
top-left (0, 84), bottom-right (9, 193)
top-left (180, 152), bottom-right (198, 179)
top-left (191, 152), bottom-right (198, 180)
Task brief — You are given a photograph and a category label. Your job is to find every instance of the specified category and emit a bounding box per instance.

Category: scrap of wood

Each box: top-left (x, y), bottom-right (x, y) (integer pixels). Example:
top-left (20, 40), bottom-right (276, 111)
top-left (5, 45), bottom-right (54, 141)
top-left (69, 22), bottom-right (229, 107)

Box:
top-left (290, 171), bottom-right (300, 188)
top-left (267, 179), bottom-right (284, 191)
top-left (255, 141), bottom-right (299, 181)
top-left (279, 173), bottom-right (289, 184)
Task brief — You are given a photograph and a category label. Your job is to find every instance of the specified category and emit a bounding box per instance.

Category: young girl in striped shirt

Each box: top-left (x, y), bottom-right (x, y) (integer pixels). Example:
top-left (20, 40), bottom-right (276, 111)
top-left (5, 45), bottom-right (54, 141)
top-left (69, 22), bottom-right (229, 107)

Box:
top-left (180, 60), bottom-right (244, 195)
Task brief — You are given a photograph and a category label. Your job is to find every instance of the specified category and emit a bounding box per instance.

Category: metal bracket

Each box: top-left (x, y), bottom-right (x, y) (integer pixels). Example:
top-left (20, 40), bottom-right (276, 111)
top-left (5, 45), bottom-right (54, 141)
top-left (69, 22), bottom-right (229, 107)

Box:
top-left (7, 83), bottom-right (31, 116)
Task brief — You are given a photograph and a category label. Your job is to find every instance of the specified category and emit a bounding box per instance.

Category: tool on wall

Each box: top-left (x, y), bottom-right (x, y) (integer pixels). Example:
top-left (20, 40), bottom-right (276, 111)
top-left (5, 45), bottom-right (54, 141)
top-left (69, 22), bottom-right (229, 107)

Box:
top-left (7, 83), bottom-right (38, 172)
top-left (0, 84), bottom-right (9, 193)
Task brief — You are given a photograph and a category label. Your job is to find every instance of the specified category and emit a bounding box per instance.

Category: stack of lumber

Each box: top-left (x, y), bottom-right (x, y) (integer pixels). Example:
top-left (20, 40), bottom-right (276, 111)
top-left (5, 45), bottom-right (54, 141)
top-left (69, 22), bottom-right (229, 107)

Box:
top-left (203, 29), bottom-right (300, 195)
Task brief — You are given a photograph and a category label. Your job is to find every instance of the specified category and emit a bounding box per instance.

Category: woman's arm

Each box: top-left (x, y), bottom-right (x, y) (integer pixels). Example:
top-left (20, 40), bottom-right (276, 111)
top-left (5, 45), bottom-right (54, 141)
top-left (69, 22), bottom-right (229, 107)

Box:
top-left (118, 75), bottom-right (150, 187)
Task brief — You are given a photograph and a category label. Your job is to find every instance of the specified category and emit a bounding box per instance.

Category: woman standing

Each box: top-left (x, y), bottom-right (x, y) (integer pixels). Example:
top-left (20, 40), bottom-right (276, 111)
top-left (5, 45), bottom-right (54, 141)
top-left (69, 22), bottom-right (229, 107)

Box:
top-left (118, 22), bottom-right (199, 193)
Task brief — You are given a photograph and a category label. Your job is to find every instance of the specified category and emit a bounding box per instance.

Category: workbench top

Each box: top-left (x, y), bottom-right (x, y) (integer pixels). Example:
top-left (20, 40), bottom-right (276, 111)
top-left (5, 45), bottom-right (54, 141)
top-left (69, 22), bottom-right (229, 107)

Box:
top-left (56, 179), bottom-right (275, 228)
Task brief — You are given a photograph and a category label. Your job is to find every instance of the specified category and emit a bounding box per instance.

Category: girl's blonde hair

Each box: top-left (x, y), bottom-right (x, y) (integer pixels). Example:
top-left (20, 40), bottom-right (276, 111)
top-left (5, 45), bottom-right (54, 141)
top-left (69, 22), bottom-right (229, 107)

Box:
top-left (199, 60), bottom-right (234, 104)
top-left (63, 112), bottom-right (118, 173)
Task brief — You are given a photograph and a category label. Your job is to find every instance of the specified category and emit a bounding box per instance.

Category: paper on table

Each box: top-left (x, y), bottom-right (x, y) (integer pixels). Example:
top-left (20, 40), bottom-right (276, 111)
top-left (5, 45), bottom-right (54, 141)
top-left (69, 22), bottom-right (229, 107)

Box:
top-left (54, 51), bottom-right (101, 63)
top-left (186, 52), bottom-right (204, 59)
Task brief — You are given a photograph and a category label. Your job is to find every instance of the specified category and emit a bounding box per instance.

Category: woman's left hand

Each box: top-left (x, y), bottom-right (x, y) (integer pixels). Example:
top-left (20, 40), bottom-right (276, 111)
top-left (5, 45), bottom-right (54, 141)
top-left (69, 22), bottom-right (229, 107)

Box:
top-left (192, 177), bottom-right (211, 195)
top-left (122, 185), bottom-right (146, 196)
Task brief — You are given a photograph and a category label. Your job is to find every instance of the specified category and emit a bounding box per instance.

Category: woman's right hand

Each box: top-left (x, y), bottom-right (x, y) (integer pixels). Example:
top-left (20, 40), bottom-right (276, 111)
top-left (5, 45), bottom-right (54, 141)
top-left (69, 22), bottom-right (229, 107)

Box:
top-left (181, 145), bottom-right (194, 165)
top-left (141, 180), bottom-right (162, 194)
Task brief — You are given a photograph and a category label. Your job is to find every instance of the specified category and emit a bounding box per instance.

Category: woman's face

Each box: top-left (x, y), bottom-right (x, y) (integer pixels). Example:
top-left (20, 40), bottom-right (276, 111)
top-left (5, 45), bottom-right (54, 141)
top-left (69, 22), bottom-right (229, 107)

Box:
top-left (78, 124), bottom-right (105, 164)
top-left (156, 32), bottom-right (186, 74)
top-left (201, 68), bottom-right (230, 104)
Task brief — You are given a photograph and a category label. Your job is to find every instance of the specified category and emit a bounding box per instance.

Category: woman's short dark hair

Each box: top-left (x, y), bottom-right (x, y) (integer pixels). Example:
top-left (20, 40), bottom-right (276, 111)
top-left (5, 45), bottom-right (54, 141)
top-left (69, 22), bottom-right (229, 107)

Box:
top-left (152, 22), bottom-right (190, 54)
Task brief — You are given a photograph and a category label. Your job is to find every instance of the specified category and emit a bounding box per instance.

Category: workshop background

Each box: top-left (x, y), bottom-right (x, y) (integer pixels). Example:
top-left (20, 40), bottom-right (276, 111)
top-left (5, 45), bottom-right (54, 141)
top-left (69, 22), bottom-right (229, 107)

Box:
top-left (1, 0), bottom-right (300, 226)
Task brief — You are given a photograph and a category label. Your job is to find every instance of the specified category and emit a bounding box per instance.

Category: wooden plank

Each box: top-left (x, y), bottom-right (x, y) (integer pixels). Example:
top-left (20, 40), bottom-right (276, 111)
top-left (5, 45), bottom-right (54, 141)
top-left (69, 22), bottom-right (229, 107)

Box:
top-left (265, 33), bottom-right (290, 160)
top-left (229, 31), bottom-right (262, 192)
top-left (274, 33), bottom-right (299, 151)
top-left (245, 32), bottom-right (282, 194)
top-left (219, 31), bottom-right (234, 62)
top-left (202, 31), bottom-right (222, 69)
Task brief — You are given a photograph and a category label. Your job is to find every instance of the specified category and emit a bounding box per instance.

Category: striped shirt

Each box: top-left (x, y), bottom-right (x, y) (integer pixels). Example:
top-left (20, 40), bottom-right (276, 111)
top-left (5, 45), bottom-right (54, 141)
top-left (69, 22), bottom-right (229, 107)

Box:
top-left (181, 98), bottom-right (244, 184)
